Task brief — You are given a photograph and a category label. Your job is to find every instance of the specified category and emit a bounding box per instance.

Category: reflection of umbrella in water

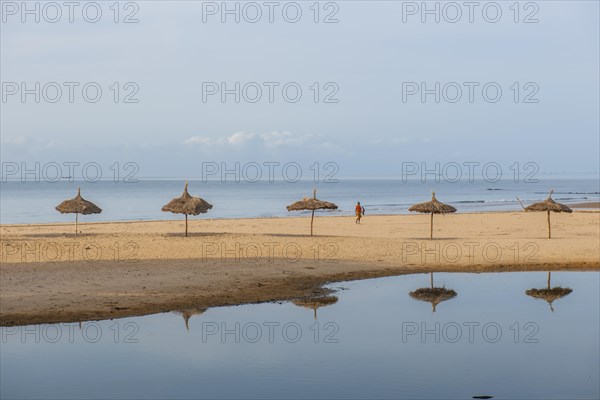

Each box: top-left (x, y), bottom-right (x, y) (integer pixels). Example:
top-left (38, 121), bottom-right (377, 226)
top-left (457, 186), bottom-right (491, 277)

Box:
top-left (526, 271), bottom-right (572, 312)
top-left (293, 296), bottom-right (338, 319)
top-left (409, 192), bottom-right (456, 239)
top-left (162, 182), bottom-right (213, 237)
top-left (55, 187), bottom-right (102, 235)
top-left (178, 308), bottom-right (207, 331)
top-left (286, 189), bottom-right (338, 236)
top-left (409, 272), bottom-right (457, 312)
top-left (519, 190), bottom-right (572, 239)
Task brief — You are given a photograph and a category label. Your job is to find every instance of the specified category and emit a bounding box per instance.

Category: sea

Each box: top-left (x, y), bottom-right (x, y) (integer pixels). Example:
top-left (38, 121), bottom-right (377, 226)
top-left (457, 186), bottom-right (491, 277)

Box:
top-left (1, 176), bottom-right (598, 225)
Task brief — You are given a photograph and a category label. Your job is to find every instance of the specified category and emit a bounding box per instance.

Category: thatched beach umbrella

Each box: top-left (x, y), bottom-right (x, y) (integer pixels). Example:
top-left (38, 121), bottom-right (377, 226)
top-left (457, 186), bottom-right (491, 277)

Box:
top-left (293, 296), bottom-right (338, 319)
top-left (408, 192), bottom-right (456, 239)
top-left (286, 189), bottom-right (338, 236)
top-left (55, 187), bottom-right (102, 235)
top-left (522, 190), bottom-right (572, 239)
top-left (409, 272), bottom-right (457, 312)
top-left (526, 271), bottom-right (572, 312)
top-left (162, 182), bottom-right (212, 237)
top-left (178, 308), bottom-right (207, 331)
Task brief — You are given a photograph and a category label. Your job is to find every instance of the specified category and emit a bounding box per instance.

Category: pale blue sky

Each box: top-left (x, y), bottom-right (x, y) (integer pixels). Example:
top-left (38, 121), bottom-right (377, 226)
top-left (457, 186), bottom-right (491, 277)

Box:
top-left (1, 1), bottom-right (599, 178)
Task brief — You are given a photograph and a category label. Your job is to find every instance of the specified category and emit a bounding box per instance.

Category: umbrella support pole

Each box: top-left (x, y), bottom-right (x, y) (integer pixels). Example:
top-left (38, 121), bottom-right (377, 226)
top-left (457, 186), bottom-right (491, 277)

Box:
top-left (75, 213), bottom-right (78, 235)
top-left (547, 210), bottom-right (551, 239)
top-left (310, 210), bottom-right (315, 236)
top-left (430, 272), bottom-right (433, 289)
top-left (185, 215), bottom-right (188, 237)
top-left (547, 271), bottom-right (551, 289)
top-left (430, 212), bottom-right (433, 240)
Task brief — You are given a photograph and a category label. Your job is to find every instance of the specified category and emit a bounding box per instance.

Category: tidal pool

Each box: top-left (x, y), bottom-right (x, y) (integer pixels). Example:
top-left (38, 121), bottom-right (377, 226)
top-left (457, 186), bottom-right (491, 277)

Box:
top-left (1, 272), bottom-right (599, 399)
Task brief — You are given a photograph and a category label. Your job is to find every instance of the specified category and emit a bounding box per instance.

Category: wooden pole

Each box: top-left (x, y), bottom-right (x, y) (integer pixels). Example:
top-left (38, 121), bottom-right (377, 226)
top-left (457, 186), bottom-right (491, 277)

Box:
top-left (311, 188), bottom-right (316, 236)
top-left (547, 210), bottom-right (551, 239)
top-left (430, 272), bottom-right (434, 289)
top-left (185, 214), bottom-right (188, 237)
top-left (547, 271), bottom-right (551, 289)
top-left (516, 196), bottom-right (526, 210)
top-left (430, 212), bottom-right (434, 240)
top-left (75, 213), bottom-right (78, 235)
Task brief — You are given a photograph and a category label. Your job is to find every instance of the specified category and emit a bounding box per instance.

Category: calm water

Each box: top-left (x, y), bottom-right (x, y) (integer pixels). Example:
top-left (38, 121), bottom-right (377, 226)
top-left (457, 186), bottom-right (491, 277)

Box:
top-left (1, 178), bottom-right (599, 224)
top-left (1, 272), bottom-right (599, 399)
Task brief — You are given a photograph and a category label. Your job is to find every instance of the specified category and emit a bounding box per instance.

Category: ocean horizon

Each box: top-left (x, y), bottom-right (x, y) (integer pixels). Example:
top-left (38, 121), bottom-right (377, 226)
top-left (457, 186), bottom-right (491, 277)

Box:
top-left (1, 177), bottom-right (598, 225)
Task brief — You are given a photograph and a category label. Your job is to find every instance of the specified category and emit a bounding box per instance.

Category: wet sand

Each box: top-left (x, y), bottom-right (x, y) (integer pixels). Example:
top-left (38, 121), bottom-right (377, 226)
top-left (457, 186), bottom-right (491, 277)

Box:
top-left (569, 201), bottom-right (600, 209)
top-left (1, 212), bottom-right (599, 326)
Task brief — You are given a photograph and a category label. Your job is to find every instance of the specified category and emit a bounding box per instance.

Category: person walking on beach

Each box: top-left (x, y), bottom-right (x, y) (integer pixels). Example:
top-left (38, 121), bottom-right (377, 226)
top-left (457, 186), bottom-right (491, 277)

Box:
top-left (355, 202), bottom-right (365, 224)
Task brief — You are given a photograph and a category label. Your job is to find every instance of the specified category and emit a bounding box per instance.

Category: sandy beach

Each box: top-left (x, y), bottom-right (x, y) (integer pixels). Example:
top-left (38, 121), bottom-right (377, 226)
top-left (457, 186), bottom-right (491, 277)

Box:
top-left (570, 201), bottom-right (600, 209)
top-left (1, 211), bottom-right (599, 326)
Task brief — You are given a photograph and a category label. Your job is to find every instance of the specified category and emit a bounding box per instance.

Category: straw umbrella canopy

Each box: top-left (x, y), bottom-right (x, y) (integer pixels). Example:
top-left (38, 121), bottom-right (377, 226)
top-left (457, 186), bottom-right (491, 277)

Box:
top-left (178, 308), bottom-right (207, 331)
top-left (525, 271), bottom-right (572, 312)
top-left (286, 189), bottom-right (338, 236)
top-left (523, 190), bottom-right (572, 239)
top-left (162, 182), bottom-right (212, 237)
top-left (55, 187), bottom-right (102, 235)
top-left (409, 272), bottom-right (457, 312)
top-left (293, 296), bottom-right (338, 319)
top-left (408, 192), bottom-right (456, 239)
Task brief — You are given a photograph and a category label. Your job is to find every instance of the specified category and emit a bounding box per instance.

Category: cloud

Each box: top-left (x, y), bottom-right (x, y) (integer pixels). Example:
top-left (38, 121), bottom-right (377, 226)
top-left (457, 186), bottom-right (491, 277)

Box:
top-left (1, 135), bottom-right (59, 147)
top-left (227, 131), bottom-right (256, 145)
top-left (261, 131), bottom-right (310, 148)
top-left (183, 131), bottom-right (313, 149)
top-left (1, 135), bottom-right (27, 145)
top-left (182, 136), bottom-right (223, 146)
